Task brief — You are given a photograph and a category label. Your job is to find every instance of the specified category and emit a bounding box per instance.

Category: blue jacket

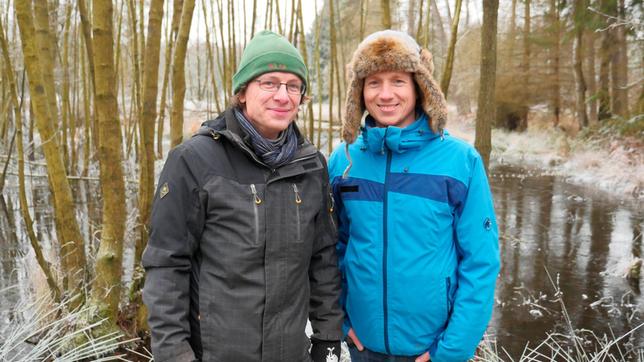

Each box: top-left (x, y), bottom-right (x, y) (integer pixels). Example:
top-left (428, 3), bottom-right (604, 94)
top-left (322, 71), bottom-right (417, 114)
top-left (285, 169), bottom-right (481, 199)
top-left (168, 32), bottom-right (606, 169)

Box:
top-left (328, 113), bottom-right (500, 362)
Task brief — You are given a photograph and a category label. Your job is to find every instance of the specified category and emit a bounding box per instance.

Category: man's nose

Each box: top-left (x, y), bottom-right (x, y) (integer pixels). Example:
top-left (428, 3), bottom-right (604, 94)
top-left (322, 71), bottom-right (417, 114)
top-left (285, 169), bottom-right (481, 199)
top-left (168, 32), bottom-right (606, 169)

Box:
top-left (273, 83), bottom-right (290, 102)
top-left (378, 84), bottom-right (394, 99)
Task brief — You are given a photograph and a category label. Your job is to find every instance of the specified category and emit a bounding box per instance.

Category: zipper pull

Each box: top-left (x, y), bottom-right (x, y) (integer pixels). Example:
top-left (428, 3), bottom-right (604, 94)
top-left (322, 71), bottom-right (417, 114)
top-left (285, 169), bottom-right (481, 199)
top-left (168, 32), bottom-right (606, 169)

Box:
top-left (292, 184), bottom-right (302, 204)
top-left (250, 184), bottom-right (262, 204)
top-left (328, 192), bottom-right (335, 213)
top-left (210, 130), bottom-right (220, 140)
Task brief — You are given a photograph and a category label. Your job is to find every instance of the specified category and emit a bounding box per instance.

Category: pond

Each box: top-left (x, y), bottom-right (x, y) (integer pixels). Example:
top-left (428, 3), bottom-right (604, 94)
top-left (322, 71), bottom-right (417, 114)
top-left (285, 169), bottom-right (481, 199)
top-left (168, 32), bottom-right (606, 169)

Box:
top-left (489, 164), bottom-right (643, 359)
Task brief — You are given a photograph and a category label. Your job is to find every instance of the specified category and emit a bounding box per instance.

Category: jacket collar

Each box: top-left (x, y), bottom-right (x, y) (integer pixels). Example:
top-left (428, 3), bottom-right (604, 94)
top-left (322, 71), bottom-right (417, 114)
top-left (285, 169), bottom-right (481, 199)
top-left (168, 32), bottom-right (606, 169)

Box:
top-left (194, 108), bottom-right (319, 172)
top-left (361, 111), bottom-right (441, 154)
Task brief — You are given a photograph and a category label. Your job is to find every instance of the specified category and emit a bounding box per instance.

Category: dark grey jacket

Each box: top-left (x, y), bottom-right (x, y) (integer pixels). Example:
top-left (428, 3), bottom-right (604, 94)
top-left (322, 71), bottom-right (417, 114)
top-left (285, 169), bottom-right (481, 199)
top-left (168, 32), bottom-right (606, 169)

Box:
top-left (142, 108), bottom-right (343, 362)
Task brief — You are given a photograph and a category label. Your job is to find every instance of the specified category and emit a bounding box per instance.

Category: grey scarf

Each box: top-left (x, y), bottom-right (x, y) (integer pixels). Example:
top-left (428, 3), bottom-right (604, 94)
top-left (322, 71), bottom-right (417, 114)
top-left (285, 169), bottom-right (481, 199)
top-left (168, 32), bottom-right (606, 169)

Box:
top-left (234, 108), bottom-right (298, 168)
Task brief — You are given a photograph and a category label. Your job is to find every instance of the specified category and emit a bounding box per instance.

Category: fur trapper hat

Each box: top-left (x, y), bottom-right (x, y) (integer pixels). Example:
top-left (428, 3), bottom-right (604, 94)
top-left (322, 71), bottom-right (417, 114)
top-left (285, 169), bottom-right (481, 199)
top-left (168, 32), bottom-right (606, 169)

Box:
top-left (342, 30), bottom-right (447, 144)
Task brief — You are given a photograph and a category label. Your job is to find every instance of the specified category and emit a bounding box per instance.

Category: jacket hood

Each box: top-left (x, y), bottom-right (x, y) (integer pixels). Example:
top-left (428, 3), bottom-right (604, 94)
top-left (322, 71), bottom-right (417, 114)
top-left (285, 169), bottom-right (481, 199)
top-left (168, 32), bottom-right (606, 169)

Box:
top-left (343, 30), bottom-right (447, 144)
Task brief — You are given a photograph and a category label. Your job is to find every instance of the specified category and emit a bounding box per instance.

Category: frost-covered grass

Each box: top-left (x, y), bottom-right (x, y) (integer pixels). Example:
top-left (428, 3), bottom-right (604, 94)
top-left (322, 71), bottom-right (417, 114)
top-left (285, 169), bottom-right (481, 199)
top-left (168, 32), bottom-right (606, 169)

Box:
top-left (448, 110), bottom-right (643, 200)
top-left (0, 288), bottom-right (144, 361)
top-left (475, 271), bottom-right (644, 362)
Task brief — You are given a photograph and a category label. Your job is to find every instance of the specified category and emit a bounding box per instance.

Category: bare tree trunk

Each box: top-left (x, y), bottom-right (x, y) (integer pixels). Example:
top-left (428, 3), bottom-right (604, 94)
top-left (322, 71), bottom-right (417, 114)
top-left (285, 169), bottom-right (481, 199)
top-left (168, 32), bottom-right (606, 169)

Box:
top-left (416, 0), bottom-right (424, 39)
top-left (15, 0), bottom-right (86, 302)
top-left (586, 28), bottom-right (598, 124)
top-left (611, 0), bottom-right (628, 117)
top-left (33, 0), bottom-right (58, 128)
top-left (549, 0), bottom-right (560, 127)
top-left (573, 0), bottom-right (588, 128)
top-left (408, 0), bottom-right (417, 35)
top-left (170, 0), bottom-right (196, 148)
top-left (519, 0), bottom-right (531, 131)
top-left (598, 0), bottom-right (614, 121)
top-left (137, 0), bottom-right (164, 269)
top-left (61, 3), bottom-right (73, 172)
top-left (0, 15), bottom-right (61, 303)
top-left (250, 0), bottom-right (257, 38)
top-left (328, 0), bottom-right (337, 155)
top-left (90, 0), bottom-right (126, 326)
top-left (431, 0), bottom-right (446, 54)
top-left (296, 0), bottom-right (315, 143)
top-left (439, 0), bottom-right (462, 98)
top-left (157, 0), bottom-right (183, 158)
top-left (508, 0), bottom-right (517, 58)
top-left (475, 0), bottom-right (498, 172)
top-left (78, 0), bottom-right (98, 156)
top-left (314, 0), bottom-right (323, 148)
top-left (202, 0), bottom-right (222, 114)
top-left (381, 0), bottom-right (392, 29)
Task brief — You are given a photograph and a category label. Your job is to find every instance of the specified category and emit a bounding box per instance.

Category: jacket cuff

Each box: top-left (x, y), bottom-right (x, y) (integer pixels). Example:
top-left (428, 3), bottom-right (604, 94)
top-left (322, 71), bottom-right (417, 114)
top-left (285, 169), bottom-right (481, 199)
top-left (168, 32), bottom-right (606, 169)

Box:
top-left (310, 340), bottom-right (341, 362)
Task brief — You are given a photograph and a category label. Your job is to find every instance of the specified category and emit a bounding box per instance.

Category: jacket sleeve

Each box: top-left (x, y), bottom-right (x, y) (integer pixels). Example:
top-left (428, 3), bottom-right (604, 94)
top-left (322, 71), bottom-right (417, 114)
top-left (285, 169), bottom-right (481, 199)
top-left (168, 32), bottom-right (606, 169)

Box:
top-left (308, 156), bottom-right (344, 344)
top-left (430, 152), bottom-right (500, 362)
top-left (142, 145), bottom-right (205, 362)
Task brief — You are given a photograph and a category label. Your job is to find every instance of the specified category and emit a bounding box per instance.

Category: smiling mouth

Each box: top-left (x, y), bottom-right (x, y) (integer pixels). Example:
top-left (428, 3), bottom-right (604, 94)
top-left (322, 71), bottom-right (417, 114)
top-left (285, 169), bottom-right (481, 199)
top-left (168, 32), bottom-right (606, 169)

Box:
top-left (378, 104), bottom-right (398, 112)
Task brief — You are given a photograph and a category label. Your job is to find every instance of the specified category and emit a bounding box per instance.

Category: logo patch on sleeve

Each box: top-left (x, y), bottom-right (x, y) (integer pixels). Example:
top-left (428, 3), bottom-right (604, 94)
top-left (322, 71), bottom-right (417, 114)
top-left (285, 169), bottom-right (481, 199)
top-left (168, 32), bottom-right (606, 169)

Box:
top-left (160, 182), bottom-right (169, 199)
top-left (484, 217), bottom-right (492, 230)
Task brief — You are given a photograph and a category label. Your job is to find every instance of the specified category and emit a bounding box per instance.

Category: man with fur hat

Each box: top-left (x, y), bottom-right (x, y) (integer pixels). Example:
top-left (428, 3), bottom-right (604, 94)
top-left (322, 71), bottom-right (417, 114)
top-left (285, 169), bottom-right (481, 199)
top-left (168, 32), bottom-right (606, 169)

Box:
top-left (328, 30), bottom-right (500, 362)
top-left (143, 30), bottom-right (343, 362)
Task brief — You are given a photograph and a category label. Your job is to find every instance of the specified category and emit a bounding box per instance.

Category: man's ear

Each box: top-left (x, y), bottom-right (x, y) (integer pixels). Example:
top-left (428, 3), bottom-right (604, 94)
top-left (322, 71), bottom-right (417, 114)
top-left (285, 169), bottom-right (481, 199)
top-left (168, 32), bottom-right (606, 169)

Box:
top-left (238, 89), bottom-right (246, 104)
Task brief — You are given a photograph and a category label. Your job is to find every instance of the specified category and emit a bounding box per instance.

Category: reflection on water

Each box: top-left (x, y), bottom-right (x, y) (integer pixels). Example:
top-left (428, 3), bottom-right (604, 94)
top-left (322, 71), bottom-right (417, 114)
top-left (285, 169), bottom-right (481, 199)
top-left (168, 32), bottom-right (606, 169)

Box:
top-left (1, 164), bottom-right (643, 359)
top-left (490, 164), bottom-right (644, 358)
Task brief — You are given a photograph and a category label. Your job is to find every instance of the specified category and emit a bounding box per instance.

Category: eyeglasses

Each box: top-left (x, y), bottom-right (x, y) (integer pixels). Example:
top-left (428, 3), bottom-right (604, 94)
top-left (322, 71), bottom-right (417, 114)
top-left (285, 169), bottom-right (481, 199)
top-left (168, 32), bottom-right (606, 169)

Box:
top-left (254, 78), bottom-right (306, 95)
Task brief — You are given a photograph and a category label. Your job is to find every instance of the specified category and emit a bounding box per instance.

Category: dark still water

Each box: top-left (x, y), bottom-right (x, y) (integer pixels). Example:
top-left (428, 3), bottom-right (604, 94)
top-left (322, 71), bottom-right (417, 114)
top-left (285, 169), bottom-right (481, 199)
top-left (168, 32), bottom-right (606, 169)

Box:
top-left (1, 165), bottom-right (643, 360)
top-left (489, 164), bottom-right (644, 359)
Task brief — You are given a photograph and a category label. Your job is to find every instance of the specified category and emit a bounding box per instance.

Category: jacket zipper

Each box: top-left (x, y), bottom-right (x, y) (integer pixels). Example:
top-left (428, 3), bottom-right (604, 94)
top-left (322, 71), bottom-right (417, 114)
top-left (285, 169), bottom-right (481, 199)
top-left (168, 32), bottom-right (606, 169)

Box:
top-left (292, 183), bottom-right (302, 242)
top-left (250, 184), bottom-right (261, 244)
top-left (328, 191), bottom-right (336, 229)
top-left (382, 150), bottom-right (392, 355)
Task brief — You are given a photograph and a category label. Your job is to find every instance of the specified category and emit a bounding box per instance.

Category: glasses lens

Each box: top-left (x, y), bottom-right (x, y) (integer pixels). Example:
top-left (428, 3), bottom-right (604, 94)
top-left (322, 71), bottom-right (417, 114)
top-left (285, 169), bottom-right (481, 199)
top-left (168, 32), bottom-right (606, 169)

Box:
top-left (258, 80), bottom-right (277, 91)
top-left (286, 83), bottom-right (304, 95)
top-left (257, 79), bottom-right (304, 95)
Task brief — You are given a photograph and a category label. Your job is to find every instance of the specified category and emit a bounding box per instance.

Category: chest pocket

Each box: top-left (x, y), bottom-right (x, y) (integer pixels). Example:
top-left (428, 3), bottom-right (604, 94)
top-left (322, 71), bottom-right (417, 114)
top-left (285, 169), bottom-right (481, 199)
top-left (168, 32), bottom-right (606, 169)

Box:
top-left (289, 180), bottom-right (323, 245)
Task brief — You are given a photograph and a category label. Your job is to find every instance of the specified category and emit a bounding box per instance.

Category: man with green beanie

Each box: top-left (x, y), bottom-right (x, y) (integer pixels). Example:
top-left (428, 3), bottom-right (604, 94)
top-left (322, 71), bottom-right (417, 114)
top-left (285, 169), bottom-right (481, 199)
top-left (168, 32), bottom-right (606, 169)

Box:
top-left (143, 30), bottom-right (343, 362)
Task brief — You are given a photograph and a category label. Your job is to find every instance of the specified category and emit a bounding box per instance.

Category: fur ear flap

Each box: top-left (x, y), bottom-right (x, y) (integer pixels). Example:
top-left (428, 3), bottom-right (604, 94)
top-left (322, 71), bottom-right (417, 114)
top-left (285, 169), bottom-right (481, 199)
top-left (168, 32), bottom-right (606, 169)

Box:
top-left (342, 70), bottom-right (364, 144)
top-left (419, 49), bottom-right (435, 76)
top-left (413, 51), bottom-right (447, 134)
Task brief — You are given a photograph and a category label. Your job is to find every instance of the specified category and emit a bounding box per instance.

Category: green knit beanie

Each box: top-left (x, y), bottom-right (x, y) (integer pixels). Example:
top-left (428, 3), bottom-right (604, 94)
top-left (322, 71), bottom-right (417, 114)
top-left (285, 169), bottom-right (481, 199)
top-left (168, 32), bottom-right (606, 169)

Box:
top-left (232, 30), bottom-right (307, 94)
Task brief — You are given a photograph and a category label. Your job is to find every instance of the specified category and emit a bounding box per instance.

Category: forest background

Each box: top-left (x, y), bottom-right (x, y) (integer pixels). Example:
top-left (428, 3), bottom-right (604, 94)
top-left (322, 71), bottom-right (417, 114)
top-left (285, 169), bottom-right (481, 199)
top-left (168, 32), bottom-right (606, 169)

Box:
top-left (0, 0), bottom-right (642, 360)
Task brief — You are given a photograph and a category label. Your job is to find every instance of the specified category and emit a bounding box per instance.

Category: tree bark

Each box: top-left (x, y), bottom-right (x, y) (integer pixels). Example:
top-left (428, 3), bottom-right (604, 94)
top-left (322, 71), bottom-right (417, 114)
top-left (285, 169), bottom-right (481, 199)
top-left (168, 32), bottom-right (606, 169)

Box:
top-left (78, 0), bottom-right (99, 155)
top-left (90, 0), bottom-right (127, 325)
top-left (573, 0), bottom-right (588, 128)
top-left (381, 0), bottom-right (392, 29)
top-left (137, 0), bottom-right (165, 268)
top-left (475, 0), bottom-right (498, 172)
top-left (15, 0), bottom-right (86, 302)
top-left (157, 0), bottom-right (183, 158)
top-left (598, 0), bottom-right (615, 121)
top-left (439, 0), bottom-right (462, 98)
top-left (611, 0), bottom-right (628, 117)
top-left (519, 0), bottom-right (531, 131)
top-left (585, 28), bottom-right (598, 124)
top-left (170, 0), bottom-right (196, 148)
top-left (0, 15), bottom-right (61, 303)
top-left (549, 0), bottom-right (561, 127)
top-left (328, 0), bottom-right (337, 155)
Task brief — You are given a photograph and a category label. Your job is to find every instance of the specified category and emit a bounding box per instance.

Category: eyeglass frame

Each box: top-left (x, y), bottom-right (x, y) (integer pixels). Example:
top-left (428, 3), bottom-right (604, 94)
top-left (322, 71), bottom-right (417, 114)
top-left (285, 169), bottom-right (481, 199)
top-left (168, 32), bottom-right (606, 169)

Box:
top-left (253, 77), bottom-right (306, 95)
